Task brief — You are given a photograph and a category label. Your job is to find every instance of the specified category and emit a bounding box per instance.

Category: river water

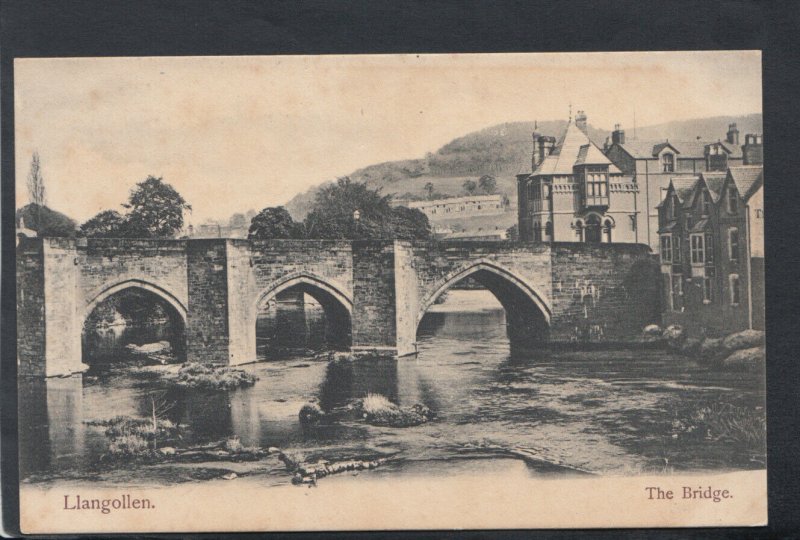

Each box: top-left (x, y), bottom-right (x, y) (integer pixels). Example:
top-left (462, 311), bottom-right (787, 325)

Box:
top-left (19, 290), bottom-right (766, 484)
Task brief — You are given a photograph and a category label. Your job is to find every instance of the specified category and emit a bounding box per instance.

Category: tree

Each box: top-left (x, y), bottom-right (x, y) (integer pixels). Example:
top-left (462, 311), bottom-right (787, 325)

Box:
top-left (16, 203), bottom-right (77, 237)
top-left (462, 179), bottom-right (477, 195)
top-left (388, 206), bottom-right (432, 240)
top-left (478, 175), bottom-right (497, 195)
top-left (26, 152), bottom-right (46, 207)
top-left (424, 182), bottom-right (435, 200)
top-left (80, 210), bottom-right (126, 238)
top-left (303, 177), bottom-right (431, 240)
top-left (248, 206), bottom-right (304, 239)
top-left (121, 176), bottom-right (191, 238)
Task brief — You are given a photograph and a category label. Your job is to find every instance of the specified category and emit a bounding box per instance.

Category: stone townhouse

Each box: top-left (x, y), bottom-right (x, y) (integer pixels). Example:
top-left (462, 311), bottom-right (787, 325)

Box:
top-left (657, 165), bottom-right (764, 336)
top-left (604, 122), bottom-right (763, 253)
top-left (516, 112), bottom-right (639, 244)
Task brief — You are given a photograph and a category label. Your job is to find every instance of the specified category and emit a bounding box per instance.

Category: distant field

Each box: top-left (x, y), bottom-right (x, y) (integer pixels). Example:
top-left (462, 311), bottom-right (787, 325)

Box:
top-left (383, 174), bottom-right (518, 203)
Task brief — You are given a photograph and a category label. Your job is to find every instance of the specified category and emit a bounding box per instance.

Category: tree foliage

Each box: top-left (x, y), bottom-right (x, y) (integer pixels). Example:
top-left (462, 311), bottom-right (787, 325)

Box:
top-left (303, 177), bottom-right (431, 240)
top-left (16, 203), bottom-right (77, 237)
top-left (478, 175), bottom-right (497, 195)
top-left (80, 210), bottom-right (127, 238)
top-left (26, 152), bottom-right (46, 207)
top-left (248, 206), bottom-right (304, 239)
top-left (462, 179), bottom-right (477, 195)
top-left (424, 182), bottom-right (435, 200)
top-left (121, 176), bottom-right (191, 238)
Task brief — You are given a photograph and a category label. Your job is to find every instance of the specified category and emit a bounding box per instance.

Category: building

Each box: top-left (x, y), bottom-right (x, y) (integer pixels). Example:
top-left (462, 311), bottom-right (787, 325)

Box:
top-left (604, 122), bottom-right (763, 252)
top-left (657, 165), bottom-right (763, 336)
top-left (516, 111), bottom-right (639, 243)
top-left (404, 194), bottom-right (506, 219)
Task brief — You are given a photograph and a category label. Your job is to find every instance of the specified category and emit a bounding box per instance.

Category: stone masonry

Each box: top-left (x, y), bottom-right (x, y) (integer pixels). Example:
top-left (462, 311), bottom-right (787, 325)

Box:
top-left (16, 237), bottom-right (658, 377)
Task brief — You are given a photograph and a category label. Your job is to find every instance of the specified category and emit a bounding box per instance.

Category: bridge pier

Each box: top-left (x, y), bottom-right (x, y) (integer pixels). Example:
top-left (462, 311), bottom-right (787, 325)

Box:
top-left (350, 241), bottom-right (418, 357)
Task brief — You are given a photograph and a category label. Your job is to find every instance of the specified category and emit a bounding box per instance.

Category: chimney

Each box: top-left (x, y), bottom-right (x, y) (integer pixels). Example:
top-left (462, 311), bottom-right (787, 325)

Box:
top-left (531, 130), bottom-right (541, 170)
top-left (742, 133), bottom-right (763, 165)
top-left (726, 122), bottom-right (740, 145)
top-left (539, 136), bottom-right (556, 165)
top-left (575, 110), bottom-right (588, 133)
top-left (611, 123), bottom-right (625, 145)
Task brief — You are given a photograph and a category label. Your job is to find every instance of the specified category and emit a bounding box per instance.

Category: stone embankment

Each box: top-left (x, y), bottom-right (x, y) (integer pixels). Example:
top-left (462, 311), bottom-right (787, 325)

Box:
top-left (643, 324), bottom-right (765, 370)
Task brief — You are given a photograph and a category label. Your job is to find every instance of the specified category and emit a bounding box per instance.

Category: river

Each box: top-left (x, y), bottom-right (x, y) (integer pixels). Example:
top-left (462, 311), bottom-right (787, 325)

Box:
top-left (19, 290), bottom-right (766, 485)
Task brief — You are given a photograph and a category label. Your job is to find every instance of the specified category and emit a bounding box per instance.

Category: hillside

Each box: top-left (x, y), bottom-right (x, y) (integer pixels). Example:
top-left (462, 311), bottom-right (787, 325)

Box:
top-left (285, 114), bottom-right (762, 220)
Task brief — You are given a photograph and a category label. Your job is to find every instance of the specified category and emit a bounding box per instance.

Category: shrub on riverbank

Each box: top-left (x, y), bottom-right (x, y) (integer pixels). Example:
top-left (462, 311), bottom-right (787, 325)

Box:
top-left (358, 393), bottom-right (434, 427)
top-left (89, 415), bottom-right (180, 457)
top-left (173, 362), bottom-right (258, 390)
top-left (694, 403), bottom-right (766, 449)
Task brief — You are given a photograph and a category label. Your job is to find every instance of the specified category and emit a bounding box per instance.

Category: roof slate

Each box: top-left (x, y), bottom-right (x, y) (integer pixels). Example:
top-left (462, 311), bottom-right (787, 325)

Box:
top-left (534, 121), bottom-right (621, 175)
top-left (615, 139), bottom-right (744, 160)
top-left (728, 166), bottom-right (764, 201)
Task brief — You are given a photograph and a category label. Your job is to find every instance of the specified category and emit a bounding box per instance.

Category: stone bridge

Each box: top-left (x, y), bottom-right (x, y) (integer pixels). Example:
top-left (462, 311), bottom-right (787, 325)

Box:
top-left (16, 237), bottom-right (659, 377)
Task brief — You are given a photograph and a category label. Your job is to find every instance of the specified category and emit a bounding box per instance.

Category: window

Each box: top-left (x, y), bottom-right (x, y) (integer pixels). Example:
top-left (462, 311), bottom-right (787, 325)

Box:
top-left (728, 187), bottom-right (738, 214)
top-left (691, 234), bottom-right (705, 264)
top-left (703, 276), bottom-right (714, 304)
top-left (662, 153), bottom-right (675, 172)
top-left (587, 174), bottom-right (608, 199)
top-left (667, 196), bottom-right (675, 220)
top-left (729, 228), bottom-right (740, 261)
top-left (705, 233), bottom-right (714, 264)
top-left (702, 190), bottom-right (711, 216)
top-left (629, 214), bottom-right (637, 231)
top-left (673, 236), bottom-right (681, 263)
top-left (671, 274), bottom-right (683, 311)
top-left (545, 222), bottom-right (553, 241)
top-left (729, 274), bottom-right (741, 305)
top-left (660, 235), bottom-right (673, 263)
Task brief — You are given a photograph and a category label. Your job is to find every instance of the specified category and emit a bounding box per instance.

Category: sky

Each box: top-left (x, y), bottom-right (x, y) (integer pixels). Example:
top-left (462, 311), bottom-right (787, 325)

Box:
top-left (14, 51), bottom-right (762, 224)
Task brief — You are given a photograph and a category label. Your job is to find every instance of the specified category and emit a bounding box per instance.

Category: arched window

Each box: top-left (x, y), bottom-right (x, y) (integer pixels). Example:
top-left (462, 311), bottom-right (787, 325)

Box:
top-left (585, 215), bottom-right (602, 243)
top-left (544, 222), bottom-right (553, 242)
top-left (603, 219), bottom-right (613, 243)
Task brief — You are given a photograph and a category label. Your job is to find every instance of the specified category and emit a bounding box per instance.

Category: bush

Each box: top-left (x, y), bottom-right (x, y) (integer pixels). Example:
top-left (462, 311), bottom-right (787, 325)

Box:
top-left (694, 403), bottom-right (766, 449)
top-left (173, 363), bottom-right (258, 390)
top-left (358, 393), bottom-right (434, 428)
top-left (721, 347), bottom-right (766, 371)
top-left (90, 415), bottom-right (179, 457)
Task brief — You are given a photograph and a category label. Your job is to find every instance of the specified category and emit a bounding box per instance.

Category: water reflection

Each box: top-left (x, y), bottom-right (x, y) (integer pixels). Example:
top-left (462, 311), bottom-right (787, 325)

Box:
top-left (19, 290), bottom-right (766, 482)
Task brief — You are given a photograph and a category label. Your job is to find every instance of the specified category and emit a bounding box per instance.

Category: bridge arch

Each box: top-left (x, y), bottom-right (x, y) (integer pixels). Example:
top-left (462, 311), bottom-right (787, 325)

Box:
top-left (81, 278), bottom-right (189, 366)
top-left (417, 260), bottom-right (551, 349)
top-left (253, 272), bottom-right (353, 354)
top-left (253, 272), bottom-right (353, 316)
top-left (84, 278), bottom-right (188, 326)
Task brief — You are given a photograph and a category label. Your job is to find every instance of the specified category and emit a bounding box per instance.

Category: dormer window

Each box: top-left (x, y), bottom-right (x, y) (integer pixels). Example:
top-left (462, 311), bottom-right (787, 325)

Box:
top-left (662, 153), bottom-right (674, 173)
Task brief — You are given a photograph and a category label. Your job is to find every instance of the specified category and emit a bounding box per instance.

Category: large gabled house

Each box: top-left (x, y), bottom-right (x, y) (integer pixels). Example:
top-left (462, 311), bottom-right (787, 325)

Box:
top-left (605, 122), bottom-right (763, 253)
top-left (657, 165), bottom-right (764, 336)
top-left (516, 111), bottom-right (639, 244)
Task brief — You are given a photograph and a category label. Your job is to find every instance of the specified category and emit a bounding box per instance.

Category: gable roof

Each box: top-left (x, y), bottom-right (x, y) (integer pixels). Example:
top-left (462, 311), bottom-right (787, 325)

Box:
top-left (657, 176), bottom-right (698, 208)
top-left (727, 166), bottom-right (764, 201)
top-left (700, 172), bottom-right (727, 203)
top-left (671, 176), bottom-right (700, 206)
top-left (613, 138), bottom-right (744, 160)
top-left (534, 121), bottom-right (621, 175)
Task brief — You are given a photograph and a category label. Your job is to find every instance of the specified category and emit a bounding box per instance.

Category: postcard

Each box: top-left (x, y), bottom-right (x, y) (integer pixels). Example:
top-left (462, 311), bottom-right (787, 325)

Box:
top-left (14, 51), bottom-right (766, 533)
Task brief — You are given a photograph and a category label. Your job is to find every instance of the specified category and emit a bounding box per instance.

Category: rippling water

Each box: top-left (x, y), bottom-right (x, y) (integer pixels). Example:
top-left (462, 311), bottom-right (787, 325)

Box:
top-left (19, 290), bottom-right (766, 483)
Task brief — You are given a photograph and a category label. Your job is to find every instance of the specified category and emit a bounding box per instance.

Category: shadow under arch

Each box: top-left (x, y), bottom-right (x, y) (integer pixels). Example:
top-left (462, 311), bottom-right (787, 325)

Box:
top-left (417, 261), bottom-right (551, 353)
top-left (253, 272), bottom-right (353, 353)
top-left (82, 279), bottom-right (188, 366)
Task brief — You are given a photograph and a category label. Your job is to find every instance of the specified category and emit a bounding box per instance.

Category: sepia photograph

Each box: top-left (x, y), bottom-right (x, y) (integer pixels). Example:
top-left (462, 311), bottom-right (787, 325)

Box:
top-left (14, 51), bottom-right (766, 532)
